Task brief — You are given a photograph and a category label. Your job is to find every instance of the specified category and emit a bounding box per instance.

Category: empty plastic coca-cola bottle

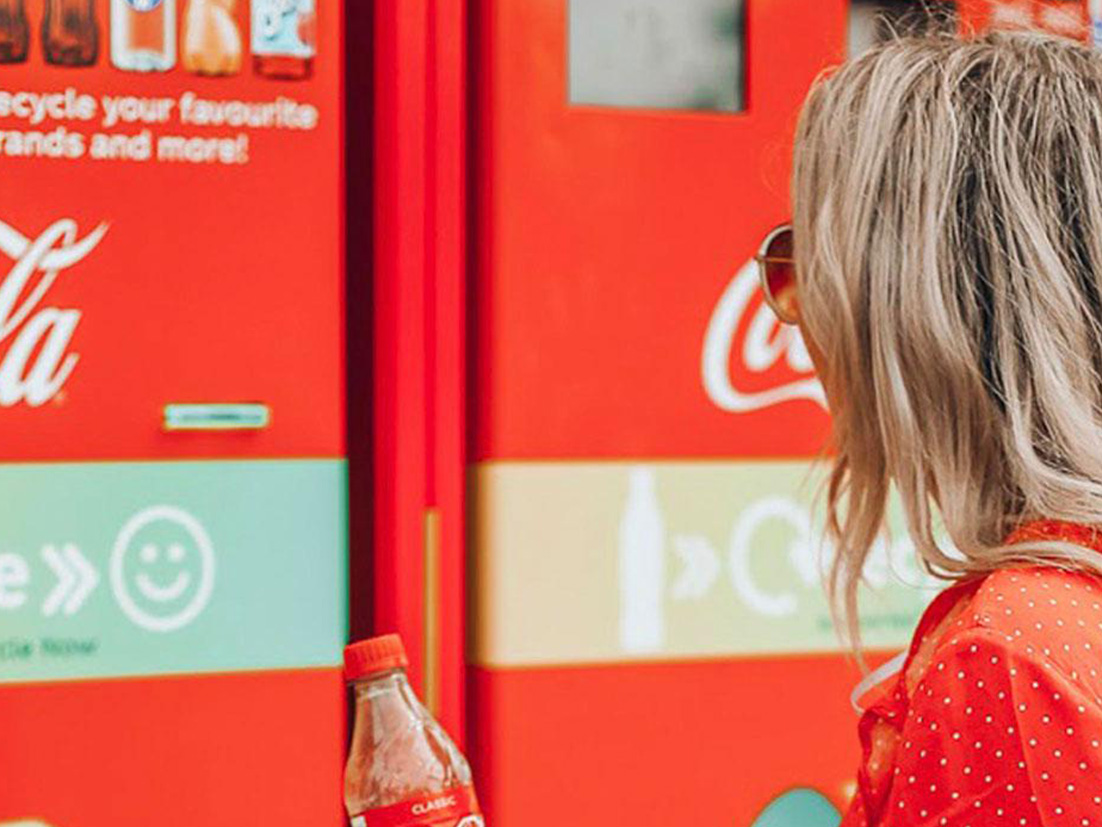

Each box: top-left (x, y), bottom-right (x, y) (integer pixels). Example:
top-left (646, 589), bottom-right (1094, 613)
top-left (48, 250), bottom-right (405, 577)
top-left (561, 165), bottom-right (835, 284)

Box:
top-left (0, 0), bottom-right (29, 64)
top-left (344, 634), bottom-right (484, 827)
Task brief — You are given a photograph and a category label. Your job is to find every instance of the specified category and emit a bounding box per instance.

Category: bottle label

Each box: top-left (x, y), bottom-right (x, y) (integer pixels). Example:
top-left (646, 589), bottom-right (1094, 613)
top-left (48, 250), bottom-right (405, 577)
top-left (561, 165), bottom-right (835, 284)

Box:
top-left (252, 0), bottom-right (315, 58)
top-left (350, 786), bottom-right (483, 827)
top-left (124, 0), bottom-right (165, 10)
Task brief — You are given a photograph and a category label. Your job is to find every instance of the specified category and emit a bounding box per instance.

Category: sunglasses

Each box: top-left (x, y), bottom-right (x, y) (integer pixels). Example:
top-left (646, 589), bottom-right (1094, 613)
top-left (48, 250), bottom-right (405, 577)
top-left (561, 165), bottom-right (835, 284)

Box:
top-left (755, 222), bottom-right (798, 325)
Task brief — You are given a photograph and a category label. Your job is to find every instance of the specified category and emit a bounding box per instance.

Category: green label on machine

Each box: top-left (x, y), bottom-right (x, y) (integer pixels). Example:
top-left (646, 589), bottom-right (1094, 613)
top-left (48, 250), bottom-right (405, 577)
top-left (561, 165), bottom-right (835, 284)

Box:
top-left (0, 459), bottom-right (346, 683)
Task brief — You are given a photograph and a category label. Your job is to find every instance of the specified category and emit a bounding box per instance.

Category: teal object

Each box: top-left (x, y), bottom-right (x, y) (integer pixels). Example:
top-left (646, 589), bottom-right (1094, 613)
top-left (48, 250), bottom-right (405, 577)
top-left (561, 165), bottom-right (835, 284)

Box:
top-left (163, 403), bottom-right (271, 431)
top-left (0, 459), bottom-right (346, 683)
top-left (749, 789), bottom-right (841, 827)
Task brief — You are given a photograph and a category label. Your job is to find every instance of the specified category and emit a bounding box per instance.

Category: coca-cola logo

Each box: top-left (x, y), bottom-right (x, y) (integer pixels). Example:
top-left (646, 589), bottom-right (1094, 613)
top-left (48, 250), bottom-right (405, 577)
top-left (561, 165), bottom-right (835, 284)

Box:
top-left (0, 217), bottom-right (107, 407)
top-left (701, 259), bottom-right (825, 413)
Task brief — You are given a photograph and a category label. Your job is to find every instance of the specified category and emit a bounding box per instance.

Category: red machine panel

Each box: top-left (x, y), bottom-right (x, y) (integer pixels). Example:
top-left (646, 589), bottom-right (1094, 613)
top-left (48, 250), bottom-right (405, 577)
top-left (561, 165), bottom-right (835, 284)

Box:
top-left (471, 0), bottom-right (843, 460)
top-left (0, 0), bottom-right (343, 461)
top-left (0, 668), bottom-right (345, 826)
top-left (469, 656), bottom-right (871, 826)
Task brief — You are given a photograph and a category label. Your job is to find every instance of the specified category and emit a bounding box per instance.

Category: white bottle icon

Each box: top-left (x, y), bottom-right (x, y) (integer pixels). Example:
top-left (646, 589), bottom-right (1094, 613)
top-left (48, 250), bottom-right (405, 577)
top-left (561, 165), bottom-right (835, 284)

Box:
top-left (618, 467), bottom-right (666, 653)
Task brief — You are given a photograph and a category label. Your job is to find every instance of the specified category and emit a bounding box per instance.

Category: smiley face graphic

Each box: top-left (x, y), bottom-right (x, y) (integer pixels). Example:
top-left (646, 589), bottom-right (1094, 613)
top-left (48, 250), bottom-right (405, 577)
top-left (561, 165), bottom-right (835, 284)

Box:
top-left (110, 505), bottom-right (215, 632)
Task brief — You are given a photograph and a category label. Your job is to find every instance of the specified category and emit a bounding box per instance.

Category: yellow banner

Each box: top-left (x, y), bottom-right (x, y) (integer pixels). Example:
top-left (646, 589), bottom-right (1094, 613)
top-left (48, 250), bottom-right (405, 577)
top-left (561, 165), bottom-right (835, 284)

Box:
top-left (471, 460), bottom-right (939, 667)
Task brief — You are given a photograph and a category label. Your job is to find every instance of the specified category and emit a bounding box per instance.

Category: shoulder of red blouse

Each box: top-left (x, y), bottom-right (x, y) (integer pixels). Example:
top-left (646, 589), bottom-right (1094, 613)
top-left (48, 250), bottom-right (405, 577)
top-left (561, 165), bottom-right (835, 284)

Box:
top-left (842, 522), bottom-right (1102, 827)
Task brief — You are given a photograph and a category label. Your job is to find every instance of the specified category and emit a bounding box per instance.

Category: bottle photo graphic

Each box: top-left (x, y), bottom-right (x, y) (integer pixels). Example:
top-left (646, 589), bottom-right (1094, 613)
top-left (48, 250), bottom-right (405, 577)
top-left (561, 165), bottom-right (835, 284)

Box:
top-left (252, 0), bottom-right (315, 80)
top-left (1092, 0), bottom-right (1102, 49)
top-left (182, 0), bottom-right (242, 75)
top-left (0, 0), bottom-right (28, 64)
top-left (43, 0), bottom-right (98, 66)
top-left (111, 0), bottom-right (175, 72)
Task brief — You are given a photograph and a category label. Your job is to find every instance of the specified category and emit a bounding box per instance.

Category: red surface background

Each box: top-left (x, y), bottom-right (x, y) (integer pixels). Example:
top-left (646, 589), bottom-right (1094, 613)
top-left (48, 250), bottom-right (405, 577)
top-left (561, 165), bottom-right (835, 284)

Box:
top-left (0, 0), bottom-right (343, 461)
top-left (469, 655), bottom-right (884, 825)
top-left (0, 668), bottom-right (345, 825)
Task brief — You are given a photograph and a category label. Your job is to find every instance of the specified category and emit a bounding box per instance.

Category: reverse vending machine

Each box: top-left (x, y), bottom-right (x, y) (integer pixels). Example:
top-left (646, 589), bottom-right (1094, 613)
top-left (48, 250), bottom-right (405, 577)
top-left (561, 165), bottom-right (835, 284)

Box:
top-left (0, 1), bottom-right (345, 823)
top-left (374, 1), bottom-right (930, 824)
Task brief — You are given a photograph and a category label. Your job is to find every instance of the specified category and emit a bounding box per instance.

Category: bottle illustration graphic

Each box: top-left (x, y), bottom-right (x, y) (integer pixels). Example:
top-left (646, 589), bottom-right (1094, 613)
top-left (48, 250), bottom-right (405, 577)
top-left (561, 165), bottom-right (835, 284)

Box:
top-left (1092, 0), bottom-right (1102, 49)
top-left (0, 0), bottom-right (29, 63)
top-left (252, 0), bottom-right (315, 80)
top-left (618, 466), bottom-right (666, 653)
top-left (43, 0), bottom-right (98, 66)
top-left (111, 0), bottom-right (176, 72)
top-left (182, 0), bottom-right (242, 75)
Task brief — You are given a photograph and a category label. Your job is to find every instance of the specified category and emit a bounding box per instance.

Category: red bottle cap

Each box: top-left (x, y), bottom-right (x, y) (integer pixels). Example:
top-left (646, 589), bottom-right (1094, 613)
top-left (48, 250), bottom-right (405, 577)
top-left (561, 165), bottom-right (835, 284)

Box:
top-left (344, 634), bottom-right (409, 681)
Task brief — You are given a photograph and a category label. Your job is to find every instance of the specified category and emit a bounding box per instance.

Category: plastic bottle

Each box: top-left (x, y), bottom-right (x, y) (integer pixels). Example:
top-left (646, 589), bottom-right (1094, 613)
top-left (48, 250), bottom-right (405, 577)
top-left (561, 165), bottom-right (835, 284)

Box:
top-left (110, 0), bottom-right (175, 72)
top-left (43, 0), bottom-right (98, 66)
top-left (344, 634), bottom-right (484, 827)
top-left (252, 0), bottom-right (314, 80)
top-left (1091, 0), bottom-right (1102, 49)
top-left (182, 0), bottom-right (241, 76)
top-left (0, 0), bottom-right (29, 64)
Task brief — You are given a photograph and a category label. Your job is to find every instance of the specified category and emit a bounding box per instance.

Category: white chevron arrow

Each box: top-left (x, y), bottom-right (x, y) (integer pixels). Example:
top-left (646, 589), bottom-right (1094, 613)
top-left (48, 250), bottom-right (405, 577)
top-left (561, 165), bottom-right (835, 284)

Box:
top-left (42, 543), bottom-right (99, 616)
top-left (671, 535), bottom-right (721, 600)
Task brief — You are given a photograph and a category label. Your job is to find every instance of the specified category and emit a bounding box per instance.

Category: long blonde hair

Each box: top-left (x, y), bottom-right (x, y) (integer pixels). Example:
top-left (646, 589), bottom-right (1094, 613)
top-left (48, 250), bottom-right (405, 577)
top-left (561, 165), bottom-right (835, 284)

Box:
top-left (793, 30), bottom-right (1102, 650)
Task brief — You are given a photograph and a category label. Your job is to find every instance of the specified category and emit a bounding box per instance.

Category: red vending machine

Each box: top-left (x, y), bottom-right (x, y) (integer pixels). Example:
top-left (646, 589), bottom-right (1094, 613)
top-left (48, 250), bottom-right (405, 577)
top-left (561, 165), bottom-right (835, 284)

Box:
top-left (465, 2), bottom-right (888, 823)
top-left (371, 1), bottom-right (955, 825)
top-left (0, 0), bottom-right (346, 823)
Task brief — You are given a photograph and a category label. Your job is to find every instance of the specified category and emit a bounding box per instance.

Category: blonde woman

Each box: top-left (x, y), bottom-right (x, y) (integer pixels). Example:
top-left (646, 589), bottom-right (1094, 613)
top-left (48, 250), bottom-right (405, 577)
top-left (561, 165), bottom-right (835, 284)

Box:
top-left (758, 30), bottom-right (1102, 825)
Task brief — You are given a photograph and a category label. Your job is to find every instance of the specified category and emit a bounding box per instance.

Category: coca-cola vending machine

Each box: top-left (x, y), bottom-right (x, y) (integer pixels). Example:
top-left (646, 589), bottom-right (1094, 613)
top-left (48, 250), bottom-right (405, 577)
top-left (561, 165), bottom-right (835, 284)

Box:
top-left (463, 2), bottom-right (906, 822)
top-left (370, 1), bottom-right (936, 824)
top-left (0, 0), bottom-right (344, 824)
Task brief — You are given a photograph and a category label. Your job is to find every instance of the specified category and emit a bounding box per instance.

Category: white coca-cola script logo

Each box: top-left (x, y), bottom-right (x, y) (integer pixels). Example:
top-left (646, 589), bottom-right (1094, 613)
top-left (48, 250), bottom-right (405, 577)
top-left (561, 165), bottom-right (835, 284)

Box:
top-left (0, 217), bottom-right (107, 406)
top-left (701, 259), bottom-right (826, 413)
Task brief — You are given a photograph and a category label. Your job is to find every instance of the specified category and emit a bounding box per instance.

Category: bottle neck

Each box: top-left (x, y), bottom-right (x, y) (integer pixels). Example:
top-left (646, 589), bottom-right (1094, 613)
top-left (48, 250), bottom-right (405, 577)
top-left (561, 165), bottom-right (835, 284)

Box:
top-left (349, 668), bottom-right (427, 738)
top-left (350, 667), bottom-right (414, 699)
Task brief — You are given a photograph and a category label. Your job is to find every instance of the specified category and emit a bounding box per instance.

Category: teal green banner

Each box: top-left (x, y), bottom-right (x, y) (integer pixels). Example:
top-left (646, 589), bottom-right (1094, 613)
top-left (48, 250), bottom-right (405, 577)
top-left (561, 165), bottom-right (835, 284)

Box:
top-left (0, 460), bottom-right (346, 683)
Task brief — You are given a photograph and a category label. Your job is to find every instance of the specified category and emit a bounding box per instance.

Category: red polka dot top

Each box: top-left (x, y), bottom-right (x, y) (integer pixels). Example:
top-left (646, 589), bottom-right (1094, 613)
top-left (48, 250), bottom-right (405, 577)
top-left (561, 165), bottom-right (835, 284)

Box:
top-left (841, 520), bottom-right (1102, 826)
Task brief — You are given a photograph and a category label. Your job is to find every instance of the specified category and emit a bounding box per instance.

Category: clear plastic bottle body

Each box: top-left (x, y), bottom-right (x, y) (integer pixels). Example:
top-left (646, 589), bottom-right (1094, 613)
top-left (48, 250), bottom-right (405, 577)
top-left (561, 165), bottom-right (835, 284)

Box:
top-left (345, 668), bottom-right (474, 815)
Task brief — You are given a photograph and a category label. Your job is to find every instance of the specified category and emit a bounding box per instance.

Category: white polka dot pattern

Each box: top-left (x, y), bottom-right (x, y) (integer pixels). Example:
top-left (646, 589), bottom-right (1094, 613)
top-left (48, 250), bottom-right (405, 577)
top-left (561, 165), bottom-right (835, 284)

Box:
top-left (841, 565), bottom-right (1102, 826)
